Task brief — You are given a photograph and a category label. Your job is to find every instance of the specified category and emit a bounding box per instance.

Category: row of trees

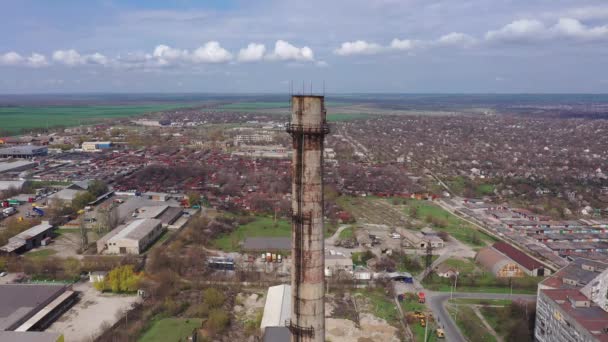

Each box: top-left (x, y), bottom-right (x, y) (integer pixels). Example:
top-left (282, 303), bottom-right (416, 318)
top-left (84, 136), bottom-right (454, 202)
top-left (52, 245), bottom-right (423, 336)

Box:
top-left (94, 265), bottom-right (143, 293)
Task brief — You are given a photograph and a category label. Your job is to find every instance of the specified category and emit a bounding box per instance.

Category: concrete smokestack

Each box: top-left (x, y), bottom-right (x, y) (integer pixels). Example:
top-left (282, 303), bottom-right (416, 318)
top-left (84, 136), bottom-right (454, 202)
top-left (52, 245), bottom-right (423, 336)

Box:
top-left (286, 95), bottom-right (329, 342)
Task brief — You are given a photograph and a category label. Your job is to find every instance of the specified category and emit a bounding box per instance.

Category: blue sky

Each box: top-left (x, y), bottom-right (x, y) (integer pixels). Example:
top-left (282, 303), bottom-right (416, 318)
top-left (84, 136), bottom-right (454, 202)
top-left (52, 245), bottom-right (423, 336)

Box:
top-left (1, 0), bottom-right (607, 93)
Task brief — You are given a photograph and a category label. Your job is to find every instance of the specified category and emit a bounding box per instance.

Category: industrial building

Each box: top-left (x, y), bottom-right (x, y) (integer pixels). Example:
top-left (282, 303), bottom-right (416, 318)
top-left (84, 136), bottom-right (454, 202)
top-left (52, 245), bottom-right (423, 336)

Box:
top-left (97, 218), bottom-right (164, 255)
top-left (476, 242), bottom-right (546, 278)
top-left (134, 205), bottom-right (184, 227)
top-left (0, 160), bottom-right (37, 174)
top-left (0, 180), bottom-right (25, 191)
top-left (475, 246), bottom-right (527, 277)
top-left (81, 141), bottom-right (112, 152)
top-left (0, 284), bottom-right (75, 338)
top-left (261, 284), bottom-right (291, 338)
top-left (0, 222), bottom-right (54, 254)
top-left (535, 258), bottom-right (608, 341)
top-left (0, 146), bottom-right (48, 159)
top-left (47, 188), bottom-right (84, 203)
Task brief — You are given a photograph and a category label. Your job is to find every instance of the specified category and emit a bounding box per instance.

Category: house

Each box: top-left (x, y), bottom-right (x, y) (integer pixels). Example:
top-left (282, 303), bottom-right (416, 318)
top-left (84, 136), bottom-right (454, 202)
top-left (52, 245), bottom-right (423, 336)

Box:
top-left (325, 254), bottom-right (353, 277)
top-left (435, 264), bottom-right (459, 278)
top-left (492, 242), bottom-right (548, 276)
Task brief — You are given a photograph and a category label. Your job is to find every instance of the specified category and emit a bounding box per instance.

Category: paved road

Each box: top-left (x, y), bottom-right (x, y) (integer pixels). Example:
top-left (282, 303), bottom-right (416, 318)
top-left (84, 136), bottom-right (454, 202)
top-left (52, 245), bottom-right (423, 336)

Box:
top-left (427, 291), bottom-right (536, 342)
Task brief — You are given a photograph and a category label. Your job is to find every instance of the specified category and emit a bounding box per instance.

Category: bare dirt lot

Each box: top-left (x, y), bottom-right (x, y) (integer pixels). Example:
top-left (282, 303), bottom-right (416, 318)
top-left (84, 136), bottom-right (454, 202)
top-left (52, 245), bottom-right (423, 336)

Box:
top-left (46, 281), bottom-right (140, 342)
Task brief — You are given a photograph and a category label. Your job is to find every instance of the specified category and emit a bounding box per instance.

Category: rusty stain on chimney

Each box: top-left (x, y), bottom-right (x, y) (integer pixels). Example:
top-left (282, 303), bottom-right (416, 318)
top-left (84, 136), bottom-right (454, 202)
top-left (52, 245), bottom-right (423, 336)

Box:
top-left (286, 95), bottom-right (329, 342)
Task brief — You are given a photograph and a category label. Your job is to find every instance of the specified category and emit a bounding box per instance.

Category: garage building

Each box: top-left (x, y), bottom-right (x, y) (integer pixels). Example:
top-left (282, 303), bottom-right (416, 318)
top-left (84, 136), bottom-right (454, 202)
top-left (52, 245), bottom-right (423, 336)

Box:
top-left (99, 218), bottom-right (164, 255)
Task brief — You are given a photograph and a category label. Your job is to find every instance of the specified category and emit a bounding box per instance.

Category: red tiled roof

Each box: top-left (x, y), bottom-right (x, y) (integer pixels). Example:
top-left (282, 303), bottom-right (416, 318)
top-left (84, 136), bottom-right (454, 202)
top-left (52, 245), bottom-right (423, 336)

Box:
top-left (492, 242), bottom-right (543, 271)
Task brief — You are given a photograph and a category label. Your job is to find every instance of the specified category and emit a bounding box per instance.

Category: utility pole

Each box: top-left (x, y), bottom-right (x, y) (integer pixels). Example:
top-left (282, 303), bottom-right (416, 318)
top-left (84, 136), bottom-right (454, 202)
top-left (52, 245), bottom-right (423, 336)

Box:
top-left (79, 215), bottom-right (88, 252)
top-left (423, 314), bottom-right (428, 342)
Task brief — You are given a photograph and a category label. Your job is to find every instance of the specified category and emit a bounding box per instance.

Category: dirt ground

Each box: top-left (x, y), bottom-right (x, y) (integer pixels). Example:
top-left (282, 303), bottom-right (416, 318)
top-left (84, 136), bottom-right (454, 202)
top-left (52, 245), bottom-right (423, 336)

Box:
top-left (326, 313), bottom-right (400, 342)
top-left (46, 281), bottom-right (140, 342)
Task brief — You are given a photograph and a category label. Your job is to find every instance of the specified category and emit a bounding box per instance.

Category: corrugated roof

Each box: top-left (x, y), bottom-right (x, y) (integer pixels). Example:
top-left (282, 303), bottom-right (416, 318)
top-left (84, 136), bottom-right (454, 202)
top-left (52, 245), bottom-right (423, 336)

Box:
top-left (108, 219), bottom-right (161, 242)
top-left (492, 242), bottom-right (543, 271)
top-left (243, 237), bottom-right (291, 251)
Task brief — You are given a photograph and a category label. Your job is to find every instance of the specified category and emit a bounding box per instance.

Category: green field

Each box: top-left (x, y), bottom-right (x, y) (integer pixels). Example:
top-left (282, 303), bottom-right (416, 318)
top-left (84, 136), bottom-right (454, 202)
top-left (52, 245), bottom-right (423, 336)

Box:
top-left (338, 226), bottom-right (354, 239)
top-left (218, 101), bottom-right (353, 111)
top-left (212, 216), bottom-right (291, 251)
top-left (138, 318), bottom-right (202, 342)
top-left (0, 103), bottom-right (197, 135)
top-left (405, 199), bottom-right (496, 247)
top-left (327, 113), bottom-right (370, 122)
top-left (438, 258), bottom-right (478, 274)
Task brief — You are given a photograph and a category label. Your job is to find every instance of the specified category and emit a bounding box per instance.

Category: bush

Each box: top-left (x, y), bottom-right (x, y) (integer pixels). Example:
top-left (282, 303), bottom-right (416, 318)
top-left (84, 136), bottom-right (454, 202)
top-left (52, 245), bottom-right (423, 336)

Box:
top-left (205, 309), bottom-right (230, 333)
top-left (202, 288), bottom-right (225, 309)
top-left (94, 265), bottom-right (143, 293)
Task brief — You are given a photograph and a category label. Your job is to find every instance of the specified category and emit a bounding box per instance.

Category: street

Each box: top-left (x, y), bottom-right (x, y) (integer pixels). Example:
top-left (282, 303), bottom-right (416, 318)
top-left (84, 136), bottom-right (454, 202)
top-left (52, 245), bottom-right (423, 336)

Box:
top-left (427, 291), bottom-right (536, 342)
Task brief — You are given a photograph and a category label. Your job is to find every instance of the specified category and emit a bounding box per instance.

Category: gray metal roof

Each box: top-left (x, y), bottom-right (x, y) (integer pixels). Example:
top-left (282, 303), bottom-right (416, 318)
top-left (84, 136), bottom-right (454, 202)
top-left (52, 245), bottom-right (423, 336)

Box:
top-left (243, 237), bottom-right (291, 251)
top-left (0, 331), bottom-right (63, 342)
top-left (12, 222), bottom-right (53, 241)
top-left (0, 145), bottom-right (47, 155)
top-left (109, 218), bottom-right (161, 242)
top-left (263, 327), bottom-right (290, 342)
top-left (0, 284), bottom-right (67, 331)
top-left (0, 161), bottom-right (36, 173)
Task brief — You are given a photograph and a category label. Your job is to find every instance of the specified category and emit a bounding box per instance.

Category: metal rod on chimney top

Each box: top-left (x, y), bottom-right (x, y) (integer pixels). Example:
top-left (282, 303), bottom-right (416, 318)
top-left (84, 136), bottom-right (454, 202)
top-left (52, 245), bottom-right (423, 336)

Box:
top-left (286, 94), bottom-right (329, 342)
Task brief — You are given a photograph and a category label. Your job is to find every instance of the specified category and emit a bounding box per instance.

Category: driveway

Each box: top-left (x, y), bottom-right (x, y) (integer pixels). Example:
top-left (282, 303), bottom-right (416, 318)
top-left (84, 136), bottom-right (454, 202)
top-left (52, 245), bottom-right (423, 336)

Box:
top-left (427, 291), bottom-right (536, 342)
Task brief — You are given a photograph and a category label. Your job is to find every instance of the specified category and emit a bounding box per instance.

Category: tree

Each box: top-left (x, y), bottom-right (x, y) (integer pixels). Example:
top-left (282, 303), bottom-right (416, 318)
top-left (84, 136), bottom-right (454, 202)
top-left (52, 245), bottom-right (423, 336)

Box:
top-left (187, 191), bottom-right (202, 207)
top-left (88, 180), bottom-right (108, 197)
top-left (72, 191), bottom-right (96, 210)
top-left (95, 265), bottom-right (143, 293)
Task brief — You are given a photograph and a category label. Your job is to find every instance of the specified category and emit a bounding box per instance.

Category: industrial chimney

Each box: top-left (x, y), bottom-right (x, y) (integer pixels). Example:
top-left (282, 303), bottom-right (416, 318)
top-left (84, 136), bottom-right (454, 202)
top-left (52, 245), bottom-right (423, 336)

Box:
top-left (286, 95), bottom-right (329, 342)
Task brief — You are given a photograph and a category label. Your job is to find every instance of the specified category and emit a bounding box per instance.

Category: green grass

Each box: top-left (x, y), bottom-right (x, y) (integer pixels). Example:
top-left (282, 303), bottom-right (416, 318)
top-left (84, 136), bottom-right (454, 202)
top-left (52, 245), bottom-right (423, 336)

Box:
top-left (327, 113), bottom-right (370, 122)
top-left (405, 199), bottom-right (496, 247)
top-left (218, 101), bottom-right (353, 111)
top-left (354, 288), bottom-right (399, 325)
top-left (212, 216), bottom-right (291, 251)
top-left (447, 305), bottom-right (497, 342)
top-left (476, 184), bottom-right (495, 196)
top-left (338, 226), bottom-right (354, 239)
top-left (411, 323), bottom-right (439, 342)
top-left (423, 283), bottom-right (537, 295)
top-left (54, 228), bottom-right (78, 236)
top-left (25, 249), bottom-right (57, 259)
top-left (450, 298), bottom-right (512, 306)
top-left (138, 318), bottom-right (202, 342)
top-left (438, 258), bottom-right (477, 274)
top-left (0, 104), bottom-right (197, 135)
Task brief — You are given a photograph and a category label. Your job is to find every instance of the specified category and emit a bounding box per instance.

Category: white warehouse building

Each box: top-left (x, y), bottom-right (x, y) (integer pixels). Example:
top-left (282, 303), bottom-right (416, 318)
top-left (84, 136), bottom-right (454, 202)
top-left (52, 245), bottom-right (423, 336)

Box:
top-left (99, 219), bottom-right (164, 255)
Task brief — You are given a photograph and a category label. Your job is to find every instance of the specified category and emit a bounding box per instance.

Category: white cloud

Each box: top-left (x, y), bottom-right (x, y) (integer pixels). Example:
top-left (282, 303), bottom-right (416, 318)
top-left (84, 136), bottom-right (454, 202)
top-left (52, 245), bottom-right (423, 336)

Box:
top-left (486, 18), bottom-right (608, 43)
top-left (544, 6), bottom-right (608, 21)
top-left (27, 53), bottom-right (49, 67)
top-left (191, 41), bottom-right (233, 63)
top-left (437, 32), bottom-right (477, 47)
top-left (485, 19), bottom-right (547, 42)
top-left (553, 18), bottom-right (608, 40)
top-left (237, 43), bottom-right (266, 62)
top-left (267, 40), bottom-right (314, 61)
top-left (0, 51), bottom-right (24, 65)
top-left (153, 44), bottom-right (188, 61)
top-left (334, 40), bottom-right (383, 56)
top-left (316, 60), bottom-right (329, 68)
top-left (390, 38), bottom-right (418, 50)
top-left (1, 52), bottom-right (48, 67)
top-left (53, 49), bottom-right (110, 66)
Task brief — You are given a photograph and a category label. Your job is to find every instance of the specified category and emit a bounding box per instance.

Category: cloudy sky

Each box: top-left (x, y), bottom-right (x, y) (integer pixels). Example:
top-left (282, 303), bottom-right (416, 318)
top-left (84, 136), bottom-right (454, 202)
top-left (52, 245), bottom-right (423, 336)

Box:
top-left (1, 0), bottom-right (608, 93)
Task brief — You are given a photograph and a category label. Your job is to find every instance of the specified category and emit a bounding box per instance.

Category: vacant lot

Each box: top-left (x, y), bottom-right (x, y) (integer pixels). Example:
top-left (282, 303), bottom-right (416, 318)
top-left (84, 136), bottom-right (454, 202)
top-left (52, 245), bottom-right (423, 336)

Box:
top-left (212, 216), bottom-right (290, 251)
top-left (138, 318), bottom-right (202, 342)
top-left (404, 199), bottom-right (496, 247)
top-left (46, 282), bottom-right (140, 342)
top-left (0, 103), bottom-right (195, 134)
